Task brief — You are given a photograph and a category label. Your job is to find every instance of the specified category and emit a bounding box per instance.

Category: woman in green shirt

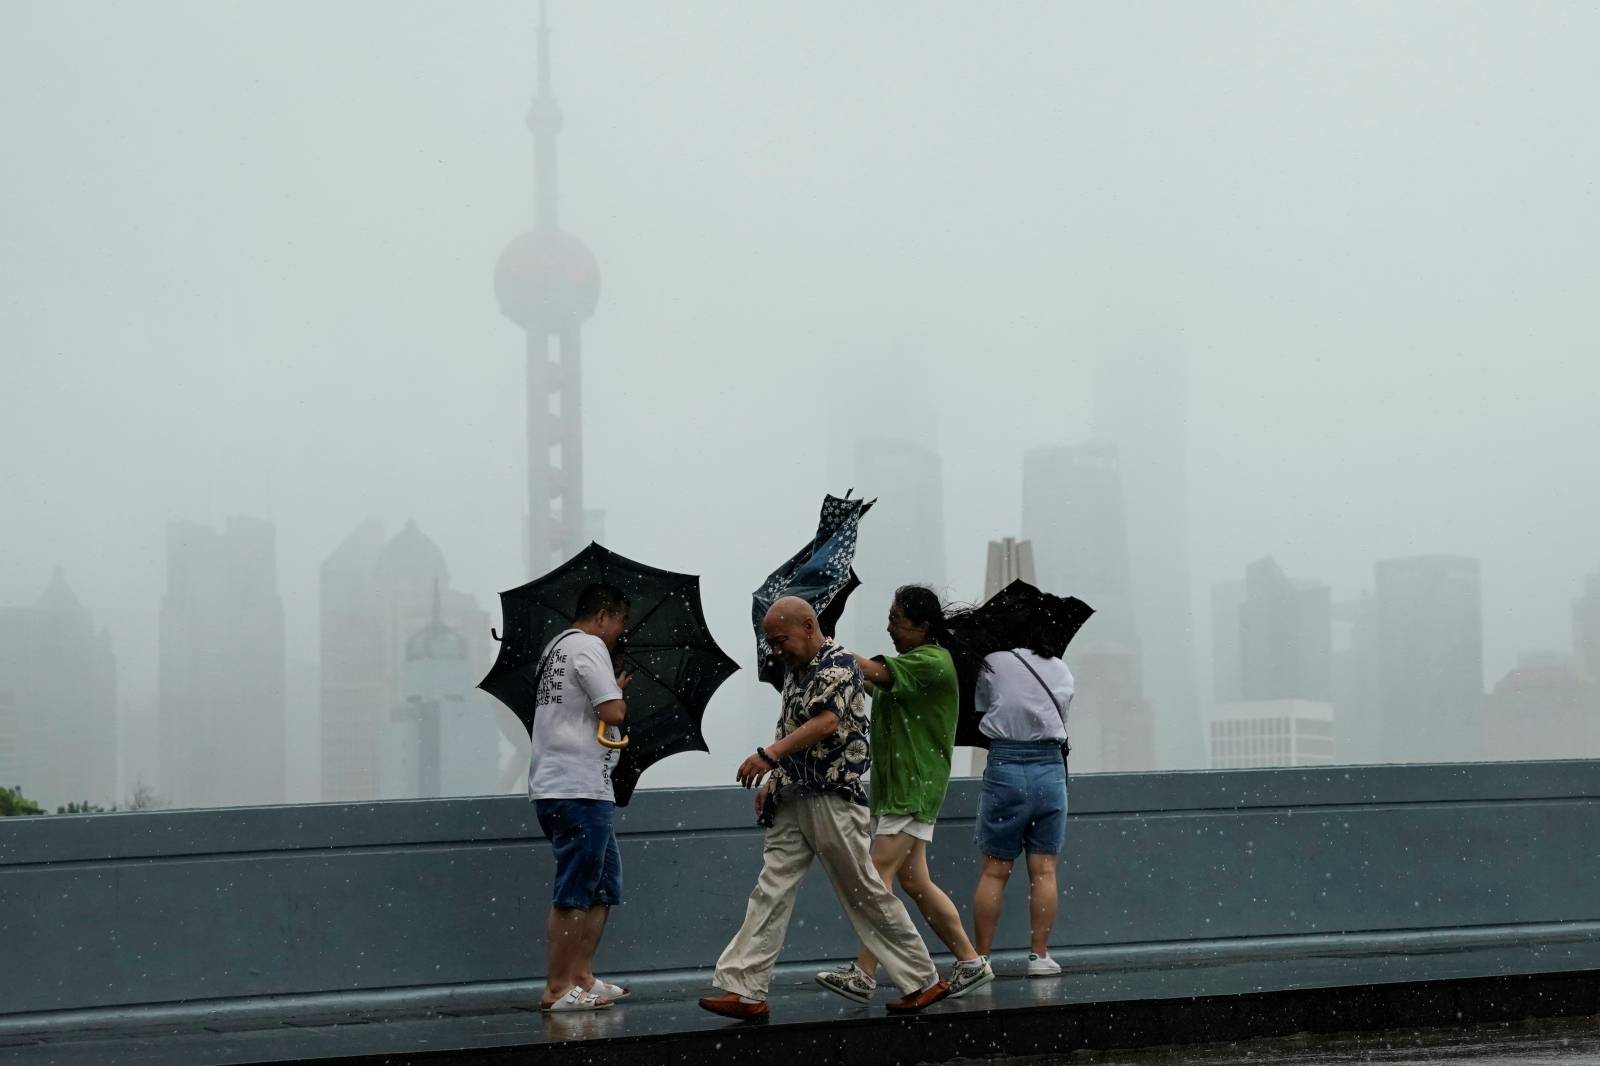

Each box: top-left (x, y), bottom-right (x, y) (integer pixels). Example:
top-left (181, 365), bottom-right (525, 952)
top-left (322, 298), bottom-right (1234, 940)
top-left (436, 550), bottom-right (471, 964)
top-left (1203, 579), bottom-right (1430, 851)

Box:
top-left (815, 586), bottom-right (995, 1003)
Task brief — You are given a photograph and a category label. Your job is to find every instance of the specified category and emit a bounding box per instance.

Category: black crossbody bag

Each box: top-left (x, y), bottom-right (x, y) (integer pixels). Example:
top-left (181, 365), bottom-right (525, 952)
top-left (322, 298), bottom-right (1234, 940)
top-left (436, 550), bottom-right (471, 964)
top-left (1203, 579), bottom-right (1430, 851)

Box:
top-left (1008, 651), bottom-right (1070, 768)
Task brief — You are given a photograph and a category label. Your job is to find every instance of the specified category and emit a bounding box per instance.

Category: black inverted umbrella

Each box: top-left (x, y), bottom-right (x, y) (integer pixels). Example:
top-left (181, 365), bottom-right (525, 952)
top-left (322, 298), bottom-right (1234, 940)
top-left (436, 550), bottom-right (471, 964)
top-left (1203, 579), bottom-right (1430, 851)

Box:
top-left (479, 542), bottom-right (740, 806)
top-left (946, 580), bottom-right (1095, 749)
top-left (751, 493), bottom-right (875, 688)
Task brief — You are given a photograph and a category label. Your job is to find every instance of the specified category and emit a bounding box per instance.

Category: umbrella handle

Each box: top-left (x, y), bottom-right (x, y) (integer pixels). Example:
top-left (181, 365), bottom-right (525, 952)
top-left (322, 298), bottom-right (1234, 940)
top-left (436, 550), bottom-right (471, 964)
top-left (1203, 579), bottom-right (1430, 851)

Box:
top-left (597, 719), bottom-right (629, 750)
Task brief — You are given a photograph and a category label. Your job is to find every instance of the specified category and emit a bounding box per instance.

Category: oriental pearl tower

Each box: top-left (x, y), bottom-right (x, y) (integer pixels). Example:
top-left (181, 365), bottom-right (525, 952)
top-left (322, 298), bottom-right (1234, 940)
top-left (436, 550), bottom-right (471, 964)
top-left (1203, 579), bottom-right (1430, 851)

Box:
top-left (494, 4), bottom-right (601, 576)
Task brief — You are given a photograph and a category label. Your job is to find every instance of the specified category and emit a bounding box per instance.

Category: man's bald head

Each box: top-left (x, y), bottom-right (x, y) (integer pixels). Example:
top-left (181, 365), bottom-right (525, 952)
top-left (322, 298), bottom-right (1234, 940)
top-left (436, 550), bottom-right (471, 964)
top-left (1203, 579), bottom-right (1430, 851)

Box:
top-left (763, 596), bottom-right (824, 668)
top-left (765, 596), bottom-right (817, 629)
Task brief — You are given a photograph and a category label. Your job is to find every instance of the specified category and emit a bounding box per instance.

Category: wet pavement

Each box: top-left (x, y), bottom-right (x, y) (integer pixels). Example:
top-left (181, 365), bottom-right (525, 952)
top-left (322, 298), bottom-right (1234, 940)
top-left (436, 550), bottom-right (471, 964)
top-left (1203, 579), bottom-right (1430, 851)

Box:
top-left (3, 966), bottom-right (1597, 1066)
top-left (3, 927), bottom-right (1597, 1066)
top-left (1053, 1015), bottom-right (1600, 1065)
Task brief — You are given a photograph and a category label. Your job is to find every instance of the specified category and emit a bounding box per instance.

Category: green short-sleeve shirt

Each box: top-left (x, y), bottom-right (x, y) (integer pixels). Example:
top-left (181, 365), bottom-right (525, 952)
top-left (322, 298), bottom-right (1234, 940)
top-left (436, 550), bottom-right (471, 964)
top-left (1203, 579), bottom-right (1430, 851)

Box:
top-left (868, 643), bottom-right (959, 822)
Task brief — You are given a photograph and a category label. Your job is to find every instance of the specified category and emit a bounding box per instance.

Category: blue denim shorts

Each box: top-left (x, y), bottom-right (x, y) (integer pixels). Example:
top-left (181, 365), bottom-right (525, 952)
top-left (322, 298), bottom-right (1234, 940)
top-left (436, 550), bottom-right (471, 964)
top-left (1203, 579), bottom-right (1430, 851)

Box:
top-left (535, 798), bottom-right (623, 910)
top-left (975, 741), bottom-right (1067, 861)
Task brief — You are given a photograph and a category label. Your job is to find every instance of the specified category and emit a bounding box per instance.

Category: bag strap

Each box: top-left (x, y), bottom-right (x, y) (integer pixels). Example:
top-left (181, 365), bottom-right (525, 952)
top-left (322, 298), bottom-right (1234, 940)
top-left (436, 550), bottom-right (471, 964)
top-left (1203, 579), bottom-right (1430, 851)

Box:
top-left (1009, 650), bottom-right (1067, 733)
top-left (532, 629), bottom-right (582, 696)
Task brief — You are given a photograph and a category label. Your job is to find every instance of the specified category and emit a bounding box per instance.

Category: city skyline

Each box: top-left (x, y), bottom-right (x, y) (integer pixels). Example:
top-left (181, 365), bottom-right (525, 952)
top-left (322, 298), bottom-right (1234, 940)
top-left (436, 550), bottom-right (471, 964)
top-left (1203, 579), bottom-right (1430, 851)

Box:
top-left (4, 461), bottom-right (1598, 807)
top-left (5, 2), bottom-right (1600, 804)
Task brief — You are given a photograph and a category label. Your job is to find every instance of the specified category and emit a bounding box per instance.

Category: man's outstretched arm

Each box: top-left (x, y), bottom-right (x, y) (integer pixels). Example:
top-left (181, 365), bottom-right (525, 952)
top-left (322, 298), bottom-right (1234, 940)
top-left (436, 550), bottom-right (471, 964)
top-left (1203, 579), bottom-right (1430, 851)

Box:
top-left (736, 710), bottom-right (840, 786)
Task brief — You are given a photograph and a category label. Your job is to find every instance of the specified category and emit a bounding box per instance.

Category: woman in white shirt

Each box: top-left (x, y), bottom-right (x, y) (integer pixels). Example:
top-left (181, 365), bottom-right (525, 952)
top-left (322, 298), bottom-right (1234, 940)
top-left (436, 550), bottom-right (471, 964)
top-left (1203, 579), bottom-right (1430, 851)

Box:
top-left (970, 627), bottom-right (1073, 977)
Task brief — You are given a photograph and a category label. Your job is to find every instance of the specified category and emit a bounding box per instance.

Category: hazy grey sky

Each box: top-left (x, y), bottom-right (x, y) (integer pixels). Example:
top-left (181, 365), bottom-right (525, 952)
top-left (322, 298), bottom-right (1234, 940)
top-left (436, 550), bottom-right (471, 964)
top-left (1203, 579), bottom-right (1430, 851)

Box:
top-left (4, 2), bottom-right (1598, 787)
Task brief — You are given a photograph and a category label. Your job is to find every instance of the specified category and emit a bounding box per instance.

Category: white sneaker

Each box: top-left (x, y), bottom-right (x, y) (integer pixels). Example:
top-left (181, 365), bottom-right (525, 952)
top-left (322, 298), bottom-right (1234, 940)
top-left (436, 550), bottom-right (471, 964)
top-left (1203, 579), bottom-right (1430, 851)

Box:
top-left (815, 962), bottom-right (876, 1003)
top-left (946, 958), bottom-right (995, 998)
top-left (1026, 952), bottom-right (1061, 977)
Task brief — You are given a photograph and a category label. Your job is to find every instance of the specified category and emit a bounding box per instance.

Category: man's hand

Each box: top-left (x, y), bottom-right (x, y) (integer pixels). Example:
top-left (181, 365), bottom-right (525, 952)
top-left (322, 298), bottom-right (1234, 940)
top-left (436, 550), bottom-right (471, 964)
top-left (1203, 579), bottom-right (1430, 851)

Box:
top-left (616, 669), bottom-right (633, 691)
top-left (753, 777), bottom-right (773, 819)
top-left (736, 752), bottom-right (771, 789)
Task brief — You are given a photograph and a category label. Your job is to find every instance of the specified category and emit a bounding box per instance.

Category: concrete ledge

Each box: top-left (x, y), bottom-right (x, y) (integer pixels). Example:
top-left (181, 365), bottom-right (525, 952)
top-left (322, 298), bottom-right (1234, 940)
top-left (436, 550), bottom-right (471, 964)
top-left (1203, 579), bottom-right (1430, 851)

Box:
top-left (6, 760), bottom-right (1598, 866)
top-left (5, 760), bottom-right (1599, 1022)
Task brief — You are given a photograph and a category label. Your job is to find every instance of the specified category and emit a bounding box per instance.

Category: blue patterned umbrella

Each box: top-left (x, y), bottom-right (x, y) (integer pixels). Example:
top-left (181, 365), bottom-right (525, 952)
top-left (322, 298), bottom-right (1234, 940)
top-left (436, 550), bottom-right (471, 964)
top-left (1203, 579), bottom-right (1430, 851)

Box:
top-left (751, 493), bottom-right (875, 688)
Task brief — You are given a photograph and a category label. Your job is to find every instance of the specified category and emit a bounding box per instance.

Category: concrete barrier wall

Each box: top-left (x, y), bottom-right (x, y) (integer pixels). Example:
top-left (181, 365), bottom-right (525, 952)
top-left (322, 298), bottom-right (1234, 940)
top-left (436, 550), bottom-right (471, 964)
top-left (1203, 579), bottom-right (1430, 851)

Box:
top-left (3, 761), bottom-right (1598, 1017)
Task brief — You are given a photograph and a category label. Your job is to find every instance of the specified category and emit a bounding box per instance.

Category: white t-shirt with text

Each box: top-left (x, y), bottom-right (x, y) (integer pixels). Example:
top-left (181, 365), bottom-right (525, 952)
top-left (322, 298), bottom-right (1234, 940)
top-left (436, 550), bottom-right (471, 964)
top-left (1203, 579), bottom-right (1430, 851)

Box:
top-left (527, 629), bottom-right (625, 802)
top-left (975, 649), bottom-right (1073, 743)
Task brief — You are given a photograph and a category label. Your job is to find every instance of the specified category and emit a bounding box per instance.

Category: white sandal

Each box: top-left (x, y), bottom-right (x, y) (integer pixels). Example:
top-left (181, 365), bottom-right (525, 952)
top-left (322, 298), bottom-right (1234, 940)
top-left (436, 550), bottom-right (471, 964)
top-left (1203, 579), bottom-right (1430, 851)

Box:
top-left (590, 977), bottom-right (631, 1000)
top-left (543, 984), bottom-right (613, 1012)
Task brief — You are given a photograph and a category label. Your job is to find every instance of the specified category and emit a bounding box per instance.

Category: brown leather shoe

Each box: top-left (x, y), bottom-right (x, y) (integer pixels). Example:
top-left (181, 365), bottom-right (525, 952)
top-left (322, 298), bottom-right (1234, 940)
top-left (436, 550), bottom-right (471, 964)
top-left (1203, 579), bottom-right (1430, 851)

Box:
top-left (698, 992), bottom-right (770, 1021)
top-left (886, 979), bottom-right (952, 1014)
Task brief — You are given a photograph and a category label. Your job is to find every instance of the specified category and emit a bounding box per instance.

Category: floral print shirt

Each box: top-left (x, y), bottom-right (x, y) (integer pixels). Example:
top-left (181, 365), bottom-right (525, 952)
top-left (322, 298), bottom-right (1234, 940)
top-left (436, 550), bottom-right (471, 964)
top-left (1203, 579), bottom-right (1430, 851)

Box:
top-left (772, 638), bottom-right (870, 806)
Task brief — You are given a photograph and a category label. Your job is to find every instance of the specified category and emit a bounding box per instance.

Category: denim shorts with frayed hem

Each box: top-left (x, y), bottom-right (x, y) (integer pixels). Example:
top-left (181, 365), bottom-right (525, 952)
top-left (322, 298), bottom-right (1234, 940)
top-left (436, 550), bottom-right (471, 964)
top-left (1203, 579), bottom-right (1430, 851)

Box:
top-left (535, 798), bottom-right (623, 910)
top-left (974, 741), bottom-right (1067, 861)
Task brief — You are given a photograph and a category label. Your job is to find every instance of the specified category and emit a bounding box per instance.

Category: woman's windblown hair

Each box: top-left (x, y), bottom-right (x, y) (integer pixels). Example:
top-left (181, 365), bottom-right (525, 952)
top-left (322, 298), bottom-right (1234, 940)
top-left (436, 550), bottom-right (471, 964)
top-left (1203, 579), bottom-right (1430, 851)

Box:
top-left (892, 582), bottom-right (1080, 685)
top-left (892, 584), bottom-right (953, 646)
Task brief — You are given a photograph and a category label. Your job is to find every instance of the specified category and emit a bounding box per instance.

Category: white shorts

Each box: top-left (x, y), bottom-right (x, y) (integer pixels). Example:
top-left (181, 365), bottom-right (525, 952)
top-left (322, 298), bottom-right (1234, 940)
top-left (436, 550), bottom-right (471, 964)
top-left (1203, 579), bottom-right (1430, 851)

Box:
top-left (871, 814), bottom-right (936, 841)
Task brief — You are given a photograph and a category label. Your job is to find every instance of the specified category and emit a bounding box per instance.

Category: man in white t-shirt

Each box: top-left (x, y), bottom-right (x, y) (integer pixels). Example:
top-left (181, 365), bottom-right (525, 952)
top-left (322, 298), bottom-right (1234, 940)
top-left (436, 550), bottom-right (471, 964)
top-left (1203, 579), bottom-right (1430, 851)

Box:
top-left (529, 583), bottom-right (632, 1012)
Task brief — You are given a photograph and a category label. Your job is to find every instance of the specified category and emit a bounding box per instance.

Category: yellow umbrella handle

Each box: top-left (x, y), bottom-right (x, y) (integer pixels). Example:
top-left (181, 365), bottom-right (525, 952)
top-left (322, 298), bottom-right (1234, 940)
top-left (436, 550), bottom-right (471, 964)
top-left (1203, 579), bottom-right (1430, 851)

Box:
top-left (596, 719), bottom-right (629, 750)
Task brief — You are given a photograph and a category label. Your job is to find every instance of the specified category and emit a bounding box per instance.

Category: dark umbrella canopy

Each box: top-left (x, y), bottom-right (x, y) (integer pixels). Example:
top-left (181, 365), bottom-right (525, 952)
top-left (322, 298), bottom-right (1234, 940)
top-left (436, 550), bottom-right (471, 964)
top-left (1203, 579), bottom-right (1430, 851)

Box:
top-left (751, 493), bottom-right (874, 688)
top-left (479, 543), bottom-right (740, 806)
top-left (946, 580), bottom-right (1095, 749)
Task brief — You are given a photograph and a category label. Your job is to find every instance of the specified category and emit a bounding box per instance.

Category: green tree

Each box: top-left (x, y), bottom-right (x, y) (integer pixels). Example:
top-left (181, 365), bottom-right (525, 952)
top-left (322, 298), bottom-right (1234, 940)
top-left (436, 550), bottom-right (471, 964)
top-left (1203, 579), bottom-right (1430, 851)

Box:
top-left (0, 785), bottom-right (44, 817)
top-left (55, 800), bottom-right (109, 815)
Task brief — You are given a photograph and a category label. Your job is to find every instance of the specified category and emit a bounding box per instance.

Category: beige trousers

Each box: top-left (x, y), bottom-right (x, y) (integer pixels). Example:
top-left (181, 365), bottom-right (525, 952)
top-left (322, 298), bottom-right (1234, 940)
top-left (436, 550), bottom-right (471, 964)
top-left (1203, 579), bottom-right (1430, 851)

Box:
top-left (713, 792), bottom-right (939, 1000)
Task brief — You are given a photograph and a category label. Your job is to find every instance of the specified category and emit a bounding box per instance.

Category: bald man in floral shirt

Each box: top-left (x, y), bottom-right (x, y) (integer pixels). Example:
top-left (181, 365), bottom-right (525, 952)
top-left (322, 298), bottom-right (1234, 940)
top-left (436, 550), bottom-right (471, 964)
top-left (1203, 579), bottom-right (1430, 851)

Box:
top-left (699, 598), bottom-right (950, 1020)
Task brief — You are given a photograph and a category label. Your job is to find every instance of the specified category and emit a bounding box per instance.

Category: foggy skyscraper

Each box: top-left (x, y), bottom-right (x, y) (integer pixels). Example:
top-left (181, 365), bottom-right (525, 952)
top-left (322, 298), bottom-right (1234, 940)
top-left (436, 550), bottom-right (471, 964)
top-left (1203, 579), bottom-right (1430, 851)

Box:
top-left (0, 570), bottom-right (117, 811)
top-left (1239, 557), bottom-right (1331, 702)
top-left (0, 647), bottom-right (13, 796)
top-left (1482, 652), bottom-right (1599, 761)
top-left (1021, 443), bottom-right (1153, 772)
top-left (1068, 644), bottom-right (1156, 774)
top-left (1205, 700), bottom-right (1336, 770)
top-left (1330, 594), bottom-right (1380, 764)
top-left (159, 518), bottom-right (285, 808)
top-left (985, 537), bottom-right (1036, 600)
top-left (494, 8), bottom-right (603, 575)
top-left (319, 520), bottom-right (499, 802)
top-left (1206, 558), bottom-right (1336, 770)
top-left (380, 588), bottom-right (501, 799)
top-left (319, 520), bottom-right (388, 804)
top-left (1574, 574), bottom-right (1600, 681)
top-left (1374, 555), bottom-right (1484, 763)
top-left (1210, 579), bottom-right (1246, 704)
top-left (1021, 442), bottom-right (1138, 653)
top-left (1092, 339), bottom-right (1201, 769)
top-left (851, 435), bottom-right (945, 650)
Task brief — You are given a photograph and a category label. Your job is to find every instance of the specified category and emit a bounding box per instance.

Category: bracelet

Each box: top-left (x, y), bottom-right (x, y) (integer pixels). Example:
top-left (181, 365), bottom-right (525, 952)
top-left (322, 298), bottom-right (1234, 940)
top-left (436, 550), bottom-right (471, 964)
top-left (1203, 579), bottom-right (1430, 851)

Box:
top-left (756, 746), bottom-right (778, 769)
